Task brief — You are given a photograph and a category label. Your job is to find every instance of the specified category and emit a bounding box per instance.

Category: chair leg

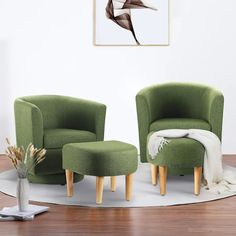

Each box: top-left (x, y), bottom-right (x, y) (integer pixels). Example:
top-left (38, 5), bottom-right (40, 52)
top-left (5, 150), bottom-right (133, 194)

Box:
top-left (159, 166), bottom-right (167, 196)
top-left (96, 176), bottom-right (104, 204)
top-left (151, 164), bottom-right (158, 185)
top-left (110, 176), bottom-right (116, 192)
top-left (126, 174), bottom-right (133, 201)
top-left (65, 170), bottom-right (74, 197)
top-left (194, 166), bottom-right (202, 195)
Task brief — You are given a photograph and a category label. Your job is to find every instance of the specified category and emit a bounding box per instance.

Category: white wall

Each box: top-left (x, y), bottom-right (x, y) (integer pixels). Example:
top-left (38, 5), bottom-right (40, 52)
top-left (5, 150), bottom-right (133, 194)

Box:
top-left (0, 0), bottom-right (236, 153)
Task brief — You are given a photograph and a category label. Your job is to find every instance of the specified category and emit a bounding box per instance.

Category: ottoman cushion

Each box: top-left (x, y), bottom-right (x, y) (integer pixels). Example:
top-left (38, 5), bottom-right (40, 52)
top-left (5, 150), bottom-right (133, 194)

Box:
top-left (147, 133), bottom-right (205, 169)
top-left (63, 141), bottom-right (138, 176)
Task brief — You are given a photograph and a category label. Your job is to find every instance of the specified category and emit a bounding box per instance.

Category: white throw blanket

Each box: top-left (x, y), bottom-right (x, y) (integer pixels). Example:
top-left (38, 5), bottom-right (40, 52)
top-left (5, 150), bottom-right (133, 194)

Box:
top-left (148, 129), bottom-right (236, 194)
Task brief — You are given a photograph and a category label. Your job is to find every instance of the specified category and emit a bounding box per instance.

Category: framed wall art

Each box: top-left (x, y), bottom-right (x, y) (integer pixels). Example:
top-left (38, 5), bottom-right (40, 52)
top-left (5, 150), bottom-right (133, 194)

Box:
top-left (94, 0), bottom-right (169, 46)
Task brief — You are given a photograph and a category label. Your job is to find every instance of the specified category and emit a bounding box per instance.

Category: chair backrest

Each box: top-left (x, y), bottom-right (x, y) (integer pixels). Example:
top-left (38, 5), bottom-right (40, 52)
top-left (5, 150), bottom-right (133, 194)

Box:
top-left (136, 82), bottom-right (224, 162)
top-left (20, 95), bottom-right (72, 129)
top-left (15, 95), bottom-right (106, 150)
top-left (144, 83), bottom-right (215, 121)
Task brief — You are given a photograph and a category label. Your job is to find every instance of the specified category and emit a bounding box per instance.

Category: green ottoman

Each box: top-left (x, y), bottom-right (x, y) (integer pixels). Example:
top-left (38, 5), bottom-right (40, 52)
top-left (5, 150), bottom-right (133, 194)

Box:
top-left (62, 141), bottom-right (138, 204)
top-left (147, 135), bottom-right (204, 196)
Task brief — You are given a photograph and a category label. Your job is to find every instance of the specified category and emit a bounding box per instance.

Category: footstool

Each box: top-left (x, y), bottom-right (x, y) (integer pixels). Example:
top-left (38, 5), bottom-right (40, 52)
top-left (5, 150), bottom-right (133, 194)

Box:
top-left (62, 140), bottom-right (138, 204)
top-left (148, 136), bottom-right (204, 196)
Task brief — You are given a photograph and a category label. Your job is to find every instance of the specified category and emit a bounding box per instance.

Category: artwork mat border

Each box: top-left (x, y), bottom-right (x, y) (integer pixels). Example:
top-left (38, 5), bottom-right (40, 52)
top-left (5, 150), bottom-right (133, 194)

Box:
top-left (93, 0), bottom-right (170, 46)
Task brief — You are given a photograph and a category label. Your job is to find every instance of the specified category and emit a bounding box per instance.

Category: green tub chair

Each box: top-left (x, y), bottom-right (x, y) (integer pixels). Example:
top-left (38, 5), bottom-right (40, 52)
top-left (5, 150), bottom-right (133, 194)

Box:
top-left (14, 95), bottom-right (106, 184)
top-left (136, 82), bottom-right (224, 193)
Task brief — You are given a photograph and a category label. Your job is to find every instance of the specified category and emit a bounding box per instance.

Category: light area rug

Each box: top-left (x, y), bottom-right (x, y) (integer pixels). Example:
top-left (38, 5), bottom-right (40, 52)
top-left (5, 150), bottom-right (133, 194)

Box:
top-left (0, 163), bottom-right (235, 208)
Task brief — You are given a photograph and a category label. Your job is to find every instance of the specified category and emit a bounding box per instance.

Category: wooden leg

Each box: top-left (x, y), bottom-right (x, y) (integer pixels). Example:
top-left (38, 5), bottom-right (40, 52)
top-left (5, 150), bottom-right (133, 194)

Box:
top-left (159, 166), bottom-right (167, 196)
top-left (65, 170), bottom-right (73, 197)
top-left (151, 164), bottom-right (158, 185)
top-left (110, 176), bottom-right (116, 192)
top-left (194, 166), bottom-right (202, 195)
top-left (126, 174), bottom-right (133, 201)
top-left (96, 176), bottom-right (104, 204)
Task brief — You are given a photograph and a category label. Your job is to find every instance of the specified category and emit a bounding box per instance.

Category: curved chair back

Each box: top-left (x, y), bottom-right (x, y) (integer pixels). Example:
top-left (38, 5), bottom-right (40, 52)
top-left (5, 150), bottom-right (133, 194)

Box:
top-left (15, 95), bottom-right (106, 149)
top-left (136, 82), bottom-right (224, 162)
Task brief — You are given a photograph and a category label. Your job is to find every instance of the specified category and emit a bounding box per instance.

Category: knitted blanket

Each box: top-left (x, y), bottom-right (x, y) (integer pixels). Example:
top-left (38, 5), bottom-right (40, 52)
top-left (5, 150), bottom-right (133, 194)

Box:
top-left (148, 129), bottom-right (236, 194)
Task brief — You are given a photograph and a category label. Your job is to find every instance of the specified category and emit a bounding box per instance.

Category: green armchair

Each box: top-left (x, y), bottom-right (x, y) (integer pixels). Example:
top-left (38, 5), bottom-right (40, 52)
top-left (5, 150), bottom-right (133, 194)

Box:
top-left (136, 82), bottom-right (224, 180)
top-left (14, 95), bottom-right (106, 184)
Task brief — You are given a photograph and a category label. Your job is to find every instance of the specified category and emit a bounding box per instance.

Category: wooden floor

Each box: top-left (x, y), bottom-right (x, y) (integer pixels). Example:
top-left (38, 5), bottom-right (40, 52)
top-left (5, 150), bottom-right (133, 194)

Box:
top-left (1, 155), bottom-right (236, 236)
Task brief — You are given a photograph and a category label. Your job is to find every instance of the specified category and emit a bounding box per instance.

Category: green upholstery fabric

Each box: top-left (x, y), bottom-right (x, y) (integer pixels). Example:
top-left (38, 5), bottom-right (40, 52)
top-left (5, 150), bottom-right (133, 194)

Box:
top-left (136, 82), bottom-right (224, 175)
top-left (63, 141), bottom-right (138, 177)
top-left (33, 148), bottom-right (63, 175)
top-left (147, 134), bottom-right (205, 168)
top-left (44, 129), bottom-right (96, 149)
top-left (150, 118), bottom-right (211, 132)
top-left (28, 172), bottom-right (83, 184)
top-left (14, 95), bottom-right (106, 184)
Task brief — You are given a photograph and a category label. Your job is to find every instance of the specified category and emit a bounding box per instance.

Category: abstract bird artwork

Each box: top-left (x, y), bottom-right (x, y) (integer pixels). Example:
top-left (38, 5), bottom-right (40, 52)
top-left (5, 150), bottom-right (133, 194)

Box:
top-left (94, 0), bottom-right (169, 46)
top-left (105, 0), bottom-right (157, 45)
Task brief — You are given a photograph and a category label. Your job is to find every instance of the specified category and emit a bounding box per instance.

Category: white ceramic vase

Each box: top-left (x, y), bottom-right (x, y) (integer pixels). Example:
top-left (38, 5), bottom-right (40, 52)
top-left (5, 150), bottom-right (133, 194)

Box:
top-left (16, 178), bottom-right (30, 212)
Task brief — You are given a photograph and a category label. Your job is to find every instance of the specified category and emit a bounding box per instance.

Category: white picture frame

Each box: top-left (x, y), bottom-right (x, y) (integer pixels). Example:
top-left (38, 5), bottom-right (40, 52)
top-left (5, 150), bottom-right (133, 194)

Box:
top-left (94, 0), bottom-right (169, 46)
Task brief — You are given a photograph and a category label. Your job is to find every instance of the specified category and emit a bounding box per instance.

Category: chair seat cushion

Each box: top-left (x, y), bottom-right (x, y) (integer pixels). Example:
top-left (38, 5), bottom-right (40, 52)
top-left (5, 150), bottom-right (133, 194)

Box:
top-left (150, 118), bottom-right (211, 132)
top-left (44, 128), bottom-right (96, 149)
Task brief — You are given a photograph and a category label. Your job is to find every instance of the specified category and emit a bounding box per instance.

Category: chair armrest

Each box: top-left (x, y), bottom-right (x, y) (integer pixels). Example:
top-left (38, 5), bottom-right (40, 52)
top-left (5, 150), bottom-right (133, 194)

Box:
top-left (136, 85), bottom-right (167, 162)
top-left (136, 86), bottom-right (160, 162)
top-left (65, 97), bottom-right (106, 141)
top-left (205, 90), bottom-right (224, 140)
top-left (14, 99), bottom-right (44, 148)
top-left (136, 90), bottom-right (152, 162)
